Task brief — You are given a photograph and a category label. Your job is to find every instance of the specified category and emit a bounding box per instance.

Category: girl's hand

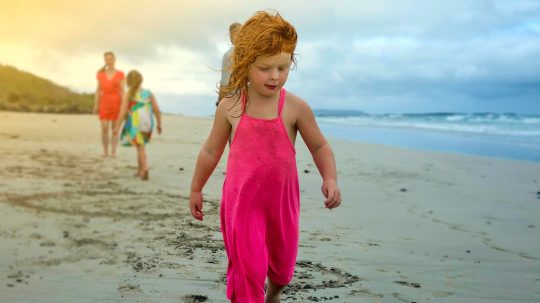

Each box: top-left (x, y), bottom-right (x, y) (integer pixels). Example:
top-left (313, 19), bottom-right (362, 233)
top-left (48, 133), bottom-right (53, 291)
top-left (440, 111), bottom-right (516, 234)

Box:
top-left (157, 125), bottom-right (162, 135)
top-left (321, 179), bottom-right (342, 209)
top-left (93, 105), bottom-right (99, 114)
top-left (189, 191), bottom-right (204, 221)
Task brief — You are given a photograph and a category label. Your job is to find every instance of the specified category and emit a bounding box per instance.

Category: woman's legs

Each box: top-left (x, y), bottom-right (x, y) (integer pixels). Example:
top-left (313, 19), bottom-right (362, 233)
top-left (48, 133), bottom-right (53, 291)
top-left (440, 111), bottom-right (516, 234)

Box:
top-left (110, 120), bottom-right (119, 157)
top-left (100, 120), bottom-right (110, 157)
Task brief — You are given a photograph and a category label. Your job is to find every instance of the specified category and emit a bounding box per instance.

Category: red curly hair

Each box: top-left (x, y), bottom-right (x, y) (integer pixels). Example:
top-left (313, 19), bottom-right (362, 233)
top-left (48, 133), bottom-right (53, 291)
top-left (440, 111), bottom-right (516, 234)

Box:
top-left (222, 10), bottom-right (297, 99)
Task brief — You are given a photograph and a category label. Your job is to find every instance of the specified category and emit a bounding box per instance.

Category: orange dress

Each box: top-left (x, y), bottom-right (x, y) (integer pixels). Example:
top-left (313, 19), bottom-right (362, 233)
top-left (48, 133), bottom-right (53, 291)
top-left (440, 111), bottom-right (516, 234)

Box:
top-left (96, 70), bottom-right (125, 120)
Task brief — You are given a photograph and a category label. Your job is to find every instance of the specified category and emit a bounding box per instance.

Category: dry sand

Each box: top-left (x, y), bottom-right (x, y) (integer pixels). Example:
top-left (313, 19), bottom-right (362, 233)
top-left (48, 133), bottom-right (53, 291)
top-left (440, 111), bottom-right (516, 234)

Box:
top-left (0, 112), bottom-right (539, 303)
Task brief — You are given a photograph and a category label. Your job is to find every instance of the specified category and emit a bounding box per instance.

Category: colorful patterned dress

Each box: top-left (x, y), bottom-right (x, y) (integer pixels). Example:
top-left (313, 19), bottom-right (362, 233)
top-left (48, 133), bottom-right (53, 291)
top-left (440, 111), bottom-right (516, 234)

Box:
top-left (120, 89), bottom-right (154, 146)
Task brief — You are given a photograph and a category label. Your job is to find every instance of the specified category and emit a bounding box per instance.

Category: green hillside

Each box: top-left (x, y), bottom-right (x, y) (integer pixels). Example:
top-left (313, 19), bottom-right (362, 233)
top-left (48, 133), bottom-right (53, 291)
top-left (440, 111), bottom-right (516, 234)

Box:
top-left (0, 64), bottom-right (94, 113)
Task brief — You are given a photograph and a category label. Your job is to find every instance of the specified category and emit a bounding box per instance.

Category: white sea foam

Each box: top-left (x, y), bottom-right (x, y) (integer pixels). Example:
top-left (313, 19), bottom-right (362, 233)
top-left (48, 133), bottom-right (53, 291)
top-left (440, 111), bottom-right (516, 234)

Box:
top-left (316, 113), bottom-right (540, 137)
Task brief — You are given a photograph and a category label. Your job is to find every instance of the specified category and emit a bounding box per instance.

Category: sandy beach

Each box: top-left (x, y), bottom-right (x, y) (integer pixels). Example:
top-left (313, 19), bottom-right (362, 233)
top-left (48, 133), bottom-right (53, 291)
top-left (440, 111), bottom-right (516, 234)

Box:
top-left (1, 111), bottom-right (539, 303)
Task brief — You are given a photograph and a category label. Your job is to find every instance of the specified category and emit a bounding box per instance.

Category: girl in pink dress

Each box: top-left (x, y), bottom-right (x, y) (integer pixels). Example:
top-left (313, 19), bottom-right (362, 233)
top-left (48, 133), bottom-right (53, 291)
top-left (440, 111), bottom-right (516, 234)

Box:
top-left (189, 11), bottom-right (342, 303)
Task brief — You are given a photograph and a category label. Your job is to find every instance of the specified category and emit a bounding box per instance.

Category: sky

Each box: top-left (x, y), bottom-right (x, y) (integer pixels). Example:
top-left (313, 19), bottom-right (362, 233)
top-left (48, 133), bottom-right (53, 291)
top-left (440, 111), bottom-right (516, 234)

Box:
top-left (1, 0), bottom-right (539, 115)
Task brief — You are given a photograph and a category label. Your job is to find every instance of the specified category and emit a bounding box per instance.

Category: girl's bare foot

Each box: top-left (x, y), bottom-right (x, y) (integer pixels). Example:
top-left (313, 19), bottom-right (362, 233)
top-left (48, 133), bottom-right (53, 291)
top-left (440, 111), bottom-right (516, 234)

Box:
top-left (102, 153), bottom-right (109, 158)
top-left (265, 294), bottom-right (280, 303)
top-left (141, 170), bottom-right (149, 181)
top-left (265, 280), bottom-right (285, 303)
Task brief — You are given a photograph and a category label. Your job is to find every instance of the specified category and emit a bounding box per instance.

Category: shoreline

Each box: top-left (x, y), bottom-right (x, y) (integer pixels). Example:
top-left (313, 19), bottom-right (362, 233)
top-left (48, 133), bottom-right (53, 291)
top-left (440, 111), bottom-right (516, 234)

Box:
top-left (1, 111), bottom-right (539, 302)
top-left (318, 121), bottom-right (540, 164)
top-left (4, 110), bottom-right (539, 164)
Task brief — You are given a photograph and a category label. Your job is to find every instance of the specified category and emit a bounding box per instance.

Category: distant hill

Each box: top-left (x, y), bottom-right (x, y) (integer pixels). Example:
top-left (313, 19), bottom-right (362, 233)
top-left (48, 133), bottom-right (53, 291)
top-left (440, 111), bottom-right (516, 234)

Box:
top-left (0, 64), bottom-right (94, 113)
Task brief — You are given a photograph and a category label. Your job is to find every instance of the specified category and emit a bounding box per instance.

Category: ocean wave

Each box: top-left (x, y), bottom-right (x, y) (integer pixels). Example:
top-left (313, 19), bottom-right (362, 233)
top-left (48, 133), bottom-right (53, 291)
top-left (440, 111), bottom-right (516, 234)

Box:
top-left (316, 113), bottom-right (540, 137)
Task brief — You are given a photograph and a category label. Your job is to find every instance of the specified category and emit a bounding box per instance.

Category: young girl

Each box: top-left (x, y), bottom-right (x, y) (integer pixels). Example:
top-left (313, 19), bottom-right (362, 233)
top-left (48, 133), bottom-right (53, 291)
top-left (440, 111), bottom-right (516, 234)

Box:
top-left (94, 51), bottom-right (125, 158)
top-left (114, 70), bottom-right (162, 180)
top-left (189, 11), bottom-right (341, 303)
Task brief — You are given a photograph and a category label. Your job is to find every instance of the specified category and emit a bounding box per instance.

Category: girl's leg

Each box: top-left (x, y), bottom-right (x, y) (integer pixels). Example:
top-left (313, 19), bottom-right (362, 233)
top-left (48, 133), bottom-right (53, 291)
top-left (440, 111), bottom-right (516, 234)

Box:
top-left (110, 120), bottom-right (119, 158)
top-left (265, 280), bottom-right (286, 303)
top-left (136, 145), bottom-right (149, 180)
top-left (134, 151), bottom-right (143, 176)
top-left (133, 145), bottom-right (142, 176)
top-left (100, 120), bottom-right (110, 157)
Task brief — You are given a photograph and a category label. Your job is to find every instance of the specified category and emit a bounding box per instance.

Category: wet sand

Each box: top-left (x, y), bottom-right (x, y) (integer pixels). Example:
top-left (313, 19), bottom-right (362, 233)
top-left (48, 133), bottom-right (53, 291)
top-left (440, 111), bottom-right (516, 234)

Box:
top-left (1, 112), bottom-right (539, 302)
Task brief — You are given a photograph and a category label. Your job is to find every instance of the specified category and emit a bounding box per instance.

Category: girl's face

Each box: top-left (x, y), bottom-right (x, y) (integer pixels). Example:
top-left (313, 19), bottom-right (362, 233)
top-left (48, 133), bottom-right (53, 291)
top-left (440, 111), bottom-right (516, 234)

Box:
top-left (104, 54), bottom-right (115, 68)
top-left (248, 52), bottom-right (292, 97)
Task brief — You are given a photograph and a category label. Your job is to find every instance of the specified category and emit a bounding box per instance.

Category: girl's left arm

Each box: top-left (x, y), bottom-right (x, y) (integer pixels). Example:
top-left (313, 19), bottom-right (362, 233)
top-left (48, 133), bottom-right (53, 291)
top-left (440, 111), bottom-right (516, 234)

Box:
top-left (150, 94), bottom-right (162, 134)
top-left (114, 93), bottom-right (129, 134)
top-left (297, 100), bottom-right (342, 209)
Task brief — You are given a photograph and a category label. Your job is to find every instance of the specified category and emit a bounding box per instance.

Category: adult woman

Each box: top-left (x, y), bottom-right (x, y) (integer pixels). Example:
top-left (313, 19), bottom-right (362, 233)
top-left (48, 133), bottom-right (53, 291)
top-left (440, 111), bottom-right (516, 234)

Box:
top-left (93, 51), bottom-right (125, 157)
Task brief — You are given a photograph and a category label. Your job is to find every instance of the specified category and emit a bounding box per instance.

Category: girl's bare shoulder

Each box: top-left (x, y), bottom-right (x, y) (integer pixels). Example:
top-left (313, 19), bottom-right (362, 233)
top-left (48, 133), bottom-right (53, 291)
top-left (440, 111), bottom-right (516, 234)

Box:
top-left (217, 93), bottom-right (243, 120)
top-left (284, 91), bottom-right (312, 115)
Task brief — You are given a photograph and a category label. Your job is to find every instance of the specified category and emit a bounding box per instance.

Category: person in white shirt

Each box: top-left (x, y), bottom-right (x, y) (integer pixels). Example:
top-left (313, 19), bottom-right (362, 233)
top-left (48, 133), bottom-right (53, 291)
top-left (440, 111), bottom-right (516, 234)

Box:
top-left (217, 22), bottom-right (242, 106)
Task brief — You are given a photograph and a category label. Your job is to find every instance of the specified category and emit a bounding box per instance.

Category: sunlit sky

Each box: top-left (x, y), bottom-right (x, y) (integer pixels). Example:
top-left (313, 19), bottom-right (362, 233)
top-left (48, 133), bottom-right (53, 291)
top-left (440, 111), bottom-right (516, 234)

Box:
top-left (1, 0), bottom-right (539, 114)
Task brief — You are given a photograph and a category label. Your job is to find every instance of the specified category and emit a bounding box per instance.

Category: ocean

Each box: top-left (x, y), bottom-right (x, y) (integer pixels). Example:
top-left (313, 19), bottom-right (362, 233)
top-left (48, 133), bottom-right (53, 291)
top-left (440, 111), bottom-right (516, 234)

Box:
top-left (158, 97), bottom-right (540, 163)
top-left (315, 110), bottom-right (540, 163)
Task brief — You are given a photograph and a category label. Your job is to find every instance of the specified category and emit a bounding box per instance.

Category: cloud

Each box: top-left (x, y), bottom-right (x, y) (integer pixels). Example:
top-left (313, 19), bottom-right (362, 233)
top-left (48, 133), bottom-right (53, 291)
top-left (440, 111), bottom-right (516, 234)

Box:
top-left (1, 0), bottom-right (539, 113)
top-left (286, 1), bottom-right (540, 113)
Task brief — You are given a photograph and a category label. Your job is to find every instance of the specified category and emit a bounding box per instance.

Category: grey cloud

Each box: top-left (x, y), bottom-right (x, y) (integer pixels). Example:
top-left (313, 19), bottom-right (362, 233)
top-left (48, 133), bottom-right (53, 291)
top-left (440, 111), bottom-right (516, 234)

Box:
top-left (285, 3), bottom-right (540, 113)
top-left (3, 0), bottom-right (539, 113)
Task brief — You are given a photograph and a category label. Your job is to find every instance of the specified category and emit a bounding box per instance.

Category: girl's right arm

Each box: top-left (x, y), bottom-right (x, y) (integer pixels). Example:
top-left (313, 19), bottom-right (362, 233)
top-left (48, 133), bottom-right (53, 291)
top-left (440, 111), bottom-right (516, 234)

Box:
top-left (189, 100), bottom-right (231, 221)
top-left (150, 94), bottom-right (163, 134)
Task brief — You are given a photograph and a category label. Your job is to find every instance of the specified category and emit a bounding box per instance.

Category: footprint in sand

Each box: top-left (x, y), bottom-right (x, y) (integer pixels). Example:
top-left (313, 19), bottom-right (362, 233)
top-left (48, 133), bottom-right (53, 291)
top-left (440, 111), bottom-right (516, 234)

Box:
top-left (433, 290), bottom-right (454, 297)
top-left (6, 270), bottom-right (31, 286)
top-left (282, 260), bottom-right (361, 301)
top-left (117, 282), bottom-right (142, 292)
top-left (183, 294), bottom-right (208, 302)
top-left (394, 280), bottom-right (421, 288)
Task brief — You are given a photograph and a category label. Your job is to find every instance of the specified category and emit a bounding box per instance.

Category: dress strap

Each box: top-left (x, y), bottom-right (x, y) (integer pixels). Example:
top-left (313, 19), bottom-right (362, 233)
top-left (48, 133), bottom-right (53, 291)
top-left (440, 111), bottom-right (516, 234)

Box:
top-left (241, 91), bottom-right (247, 114)
top-left (277, 88), bottom-right (287, 117)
